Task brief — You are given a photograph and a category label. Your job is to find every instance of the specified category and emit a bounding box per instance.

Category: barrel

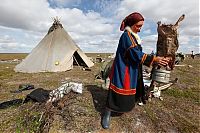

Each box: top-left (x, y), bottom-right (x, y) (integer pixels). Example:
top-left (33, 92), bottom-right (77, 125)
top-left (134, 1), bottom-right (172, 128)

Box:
top-left (152, 69), bottom-right (171, 83)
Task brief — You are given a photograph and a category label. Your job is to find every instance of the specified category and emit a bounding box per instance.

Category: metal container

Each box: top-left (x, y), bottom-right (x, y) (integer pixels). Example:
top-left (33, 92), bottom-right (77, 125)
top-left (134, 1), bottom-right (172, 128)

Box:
top-left (152, 69), bottom-right (171, 83)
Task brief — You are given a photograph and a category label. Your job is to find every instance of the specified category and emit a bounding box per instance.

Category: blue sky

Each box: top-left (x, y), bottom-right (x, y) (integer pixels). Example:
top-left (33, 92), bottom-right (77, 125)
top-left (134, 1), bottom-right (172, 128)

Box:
top-left (0, 0), bottom-right (199, 54)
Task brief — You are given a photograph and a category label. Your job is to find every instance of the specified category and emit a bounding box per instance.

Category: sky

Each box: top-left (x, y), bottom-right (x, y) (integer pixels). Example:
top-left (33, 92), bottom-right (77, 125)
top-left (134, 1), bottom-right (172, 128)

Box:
top-left (0, 0), bottom-right (199, 54)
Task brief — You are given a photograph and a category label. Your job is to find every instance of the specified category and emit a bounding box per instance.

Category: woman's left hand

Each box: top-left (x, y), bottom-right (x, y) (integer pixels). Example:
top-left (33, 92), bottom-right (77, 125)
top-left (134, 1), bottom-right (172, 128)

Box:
top-left (155, 56), bottom-right (170, 67)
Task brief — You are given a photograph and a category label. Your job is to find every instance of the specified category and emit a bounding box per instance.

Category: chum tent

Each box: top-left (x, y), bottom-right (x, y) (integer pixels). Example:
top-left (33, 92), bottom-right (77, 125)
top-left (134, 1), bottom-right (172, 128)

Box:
top-left (14, 18), bottom-right (94, 73)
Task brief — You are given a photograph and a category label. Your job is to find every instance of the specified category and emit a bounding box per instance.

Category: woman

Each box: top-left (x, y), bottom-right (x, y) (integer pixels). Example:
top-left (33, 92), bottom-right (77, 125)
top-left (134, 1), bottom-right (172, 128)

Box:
top-left (101, 12), bottom-right (169, 129)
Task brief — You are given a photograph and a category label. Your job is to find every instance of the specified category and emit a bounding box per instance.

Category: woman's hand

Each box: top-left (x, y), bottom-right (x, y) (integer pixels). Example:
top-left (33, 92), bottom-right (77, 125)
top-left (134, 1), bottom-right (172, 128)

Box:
top-left (155, 56), bottom-right (171, 67)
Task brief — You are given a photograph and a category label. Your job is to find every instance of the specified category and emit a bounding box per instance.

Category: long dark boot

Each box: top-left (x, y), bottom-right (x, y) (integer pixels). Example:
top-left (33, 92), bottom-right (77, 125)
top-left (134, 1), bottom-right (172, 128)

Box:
top-left (101, 109), bottom-right (111, 129)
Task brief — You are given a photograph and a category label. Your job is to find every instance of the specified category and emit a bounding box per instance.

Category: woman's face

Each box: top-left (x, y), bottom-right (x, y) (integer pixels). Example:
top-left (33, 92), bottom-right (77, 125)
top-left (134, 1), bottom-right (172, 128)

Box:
top-left (131, 21), bottom-right (144, 33)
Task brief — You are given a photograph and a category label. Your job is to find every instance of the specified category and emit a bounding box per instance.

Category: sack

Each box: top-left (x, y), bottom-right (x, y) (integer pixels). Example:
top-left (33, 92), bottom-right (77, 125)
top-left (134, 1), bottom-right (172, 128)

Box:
top-left (24, 88), bottom-right (50, 103)
top-left (101, 60), bottom-right (113, 80)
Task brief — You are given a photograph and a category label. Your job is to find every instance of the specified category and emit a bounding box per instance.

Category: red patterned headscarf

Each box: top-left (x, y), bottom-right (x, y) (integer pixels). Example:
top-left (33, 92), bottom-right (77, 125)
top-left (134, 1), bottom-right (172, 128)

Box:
top-left (120, 12), bottom-right (144, 31)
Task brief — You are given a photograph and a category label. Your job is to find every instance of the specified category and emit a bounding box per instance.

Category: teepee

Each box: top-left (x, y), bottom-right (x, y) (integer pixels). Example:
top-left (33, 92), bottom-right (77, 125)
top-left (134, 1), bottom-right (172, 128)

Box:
top-left (14, 18), bottom-right (94, 73)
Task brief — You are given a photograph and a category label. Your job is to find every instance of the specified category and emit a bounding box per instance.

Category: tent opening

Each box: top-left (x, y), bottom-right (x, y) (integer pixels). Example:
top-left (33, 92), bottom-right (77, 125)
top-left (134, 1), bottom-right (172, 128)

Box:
top-left (73, 51), bottom-right (87, 67)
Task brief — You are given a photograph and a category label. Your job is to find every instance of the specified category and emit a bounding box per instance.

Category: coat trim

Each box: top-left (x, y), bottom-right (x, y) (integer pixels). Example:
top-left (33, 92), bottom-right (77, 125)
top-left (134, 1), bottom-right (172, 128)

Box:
top-left (109, 83), bottom-right (136, 95)
top-left (141, 54), bottom-right (147, 64)
top-left (127, 32), bottom-right (137, 47)
top-left (127, 31), bottom-right (147, 64)
top-left (125, 26), bottom-right (142, 44)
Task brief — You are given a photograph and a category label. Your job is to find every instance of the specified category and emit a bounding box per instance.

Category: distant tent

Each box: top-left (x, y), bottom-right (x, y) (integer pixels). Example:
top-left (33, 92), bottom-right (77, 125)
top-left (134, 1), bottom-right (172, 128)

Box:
top-left (14, 18), bottom-right (94, 73)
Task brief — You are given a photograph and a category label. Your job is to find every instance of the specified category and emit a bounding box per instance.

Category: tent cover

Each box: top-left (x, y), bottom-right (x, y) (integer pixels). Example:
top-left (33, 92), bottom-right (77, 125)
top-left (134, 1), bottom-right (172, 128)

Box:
top-left (14, 18), bottom-right (94, 73)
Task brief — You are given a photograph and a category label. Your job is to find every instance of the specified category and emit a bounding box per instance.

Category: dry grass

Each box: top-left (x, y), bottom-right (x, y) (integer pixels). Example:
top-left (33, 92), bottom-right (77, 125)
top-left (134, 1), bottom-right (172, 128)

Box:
top-left (0, 53), bottom-right (27, 60)
top-left (0, 53), bottom-right (199, 133)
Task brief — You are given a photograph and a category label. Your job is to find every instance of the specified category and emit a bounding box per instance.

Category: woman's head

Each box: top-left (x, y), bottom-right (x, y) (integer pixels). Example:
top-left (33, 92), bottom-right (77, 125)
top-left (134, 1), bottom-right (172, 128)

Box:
top-left (131, 20), bottom-right (144, 33)
top-left (120, 12), bottom-right (144, 33)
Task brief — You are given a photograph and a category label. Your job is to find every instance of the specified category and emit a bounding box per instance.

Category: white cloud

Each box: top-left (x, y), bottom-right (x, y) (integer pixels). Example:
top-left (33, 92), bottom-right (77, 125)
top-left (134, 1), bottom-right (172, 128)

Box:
top-left (141, 34), bottom-right (157, 53)
top-left (115, 0), bottom-right (199, 53)
top-left (0, 0), bottom-right (199, 53)
top-left (0, 0), bottom-right (51, 32)
top-left (116, 0), bottom-right (198, 34)
top-left (0, 35), bottom-right (32, 53)
top-left (0, 0), bottom-right (117, 53)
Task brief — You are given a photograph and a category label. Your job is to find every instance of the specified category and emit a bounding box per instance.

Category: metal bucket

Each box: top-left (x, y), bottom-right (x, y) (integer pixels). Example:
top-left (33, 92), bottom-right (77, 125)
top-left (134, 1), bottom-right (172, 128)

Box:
top-left (152, 69), bottom-right (171, 83)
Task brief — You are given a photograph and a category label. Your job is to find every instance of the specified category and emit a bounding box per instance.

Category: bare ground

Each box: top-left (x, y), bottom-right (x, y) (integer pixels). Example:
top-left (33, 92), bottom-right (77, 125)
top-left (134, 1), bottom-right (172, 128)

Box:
top-left (0, 54), bottom-right (199, 133)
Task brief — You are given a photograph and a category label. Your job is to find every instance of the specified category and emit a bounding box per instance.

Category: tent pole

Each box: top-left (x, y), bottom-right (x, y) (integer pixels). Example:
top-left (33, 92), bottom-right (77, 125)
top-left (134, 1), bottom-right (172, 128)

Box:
top-left (73, 54), bottom-right (81, 69)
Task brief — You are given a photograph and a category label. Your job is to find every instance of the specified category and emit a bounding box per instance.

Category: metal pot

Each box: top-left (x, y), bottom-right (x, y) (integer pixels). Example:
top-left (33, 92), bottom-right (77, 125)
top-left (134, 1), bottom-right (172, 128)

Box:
top-left (152, 69), bottom-right (171, 83)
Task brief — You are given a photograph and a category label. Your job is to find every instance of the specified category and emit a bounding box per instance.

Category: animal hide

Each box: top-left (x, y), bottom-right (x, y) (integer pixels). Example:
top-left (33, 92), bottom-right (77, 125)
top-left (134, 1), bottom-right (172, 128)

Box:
top-left (156, 14), bottom-right (185, 69)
